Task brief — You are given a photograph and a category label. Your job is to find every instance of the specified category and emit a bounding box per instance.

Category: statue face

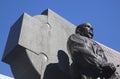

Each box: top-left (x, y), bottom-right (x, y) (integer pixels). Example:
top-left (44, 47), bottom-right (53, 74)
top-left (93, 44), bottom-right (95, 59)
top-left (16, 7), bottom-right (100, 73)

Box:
top-left (77, 25), bottom-right (93, 39)
top-left (83, 26), bottom-right (93, 38)
top-left (76, 23), bottom-right (94, 38)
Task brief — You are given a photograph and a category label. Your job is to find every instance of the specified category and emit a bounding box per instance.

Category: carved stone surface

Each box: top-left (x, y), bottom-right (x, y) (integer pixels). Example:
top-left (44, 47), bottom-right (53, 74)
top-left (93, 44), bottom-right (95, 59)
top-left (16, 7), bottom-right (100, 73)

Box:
top-left (2, 9), bottom-right (120, 79)
top-left (2, 9), bottom-right (75, 79)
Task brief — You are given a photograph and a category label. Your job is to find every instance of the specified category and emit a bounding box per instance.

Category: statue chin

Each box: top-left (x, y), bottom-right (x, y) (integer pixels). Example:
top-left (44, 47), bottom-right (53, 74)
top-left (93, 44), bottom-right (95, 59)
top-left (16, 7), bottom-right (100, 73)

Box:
top-left (84, 34), bottom-right (93, 39)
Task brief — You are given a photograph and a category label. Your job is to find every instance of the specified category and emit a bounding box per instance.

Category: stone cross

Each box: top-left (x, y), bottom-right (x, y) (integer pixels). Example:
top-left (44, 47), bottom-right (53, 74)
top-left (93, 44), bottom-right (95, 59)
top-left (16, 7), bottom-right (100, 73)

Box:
top-left (2, 9), bottom-right (120, 79)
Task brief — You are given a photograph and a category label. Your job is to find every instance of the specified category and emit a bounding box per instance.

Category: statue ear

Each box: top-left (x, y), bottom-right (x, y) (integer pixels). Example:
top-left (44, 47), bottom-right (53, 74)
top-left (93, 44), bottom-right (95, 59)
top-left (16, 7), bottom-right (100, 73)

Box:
top-left (75, 28), bottom-right (79, 34)
top-left (76, 27), bottom-right (81, 34)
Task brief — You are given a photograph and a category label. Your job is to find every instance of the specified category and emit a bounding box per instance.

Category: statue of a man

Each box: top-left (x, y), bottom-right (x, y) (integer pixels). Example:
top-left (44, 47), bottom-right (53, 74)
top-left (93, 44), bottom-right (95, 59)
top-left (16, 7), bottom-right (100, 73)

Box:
top-left (67, 23), bottom-right (117, 79)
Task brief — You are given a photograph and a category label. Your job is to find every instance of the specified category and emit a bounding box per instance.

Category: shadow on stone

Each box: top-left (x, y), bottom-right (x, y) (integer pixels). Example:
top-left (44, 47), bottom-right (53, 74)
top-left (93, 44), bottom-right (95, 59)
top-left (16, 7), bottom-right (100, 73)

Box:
top-left (43, 50), bottom-right (71, 79)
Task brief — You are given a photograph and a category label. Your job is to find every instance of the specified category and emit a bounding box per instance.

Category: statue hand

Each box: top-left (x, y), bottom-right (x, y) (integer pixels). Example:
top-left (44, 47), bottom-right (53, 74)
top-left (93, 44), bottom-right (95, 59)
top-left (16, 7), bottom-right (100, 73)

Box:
top-left (101, 63), bottom-right (116, 78)
top-left (104, 63), bottom-right (116, 72)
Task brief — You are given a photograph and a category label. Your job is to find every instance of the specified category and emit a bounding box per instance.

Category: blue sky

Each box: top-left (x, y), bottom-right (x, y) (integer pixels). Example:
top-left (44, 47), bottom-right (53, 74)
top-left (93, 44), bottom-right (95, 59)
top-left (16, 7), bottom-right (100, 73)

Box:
top-left (0, 0), bottom-right (120, 78)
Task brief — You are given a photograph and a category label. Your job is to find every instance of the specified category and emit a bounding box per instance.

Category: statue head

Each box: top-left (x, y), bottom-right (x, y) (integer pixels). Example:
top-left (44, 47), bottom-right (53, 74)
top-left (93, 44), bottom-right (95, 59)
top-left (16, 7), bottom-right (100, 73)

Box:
top-left (75, 22), bottom-right (94, 39)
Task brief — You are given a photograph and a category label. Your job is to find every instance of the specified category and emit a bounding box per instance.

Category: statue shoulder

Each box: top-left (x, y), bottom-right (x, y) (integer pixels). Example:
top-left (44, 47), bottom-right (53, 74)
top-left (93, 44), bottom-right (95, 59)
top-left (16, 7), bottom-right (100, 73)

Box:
top-left (68, 34), bottom-right (84, 41)
top-left (67, 34), bottom-right (85, 46)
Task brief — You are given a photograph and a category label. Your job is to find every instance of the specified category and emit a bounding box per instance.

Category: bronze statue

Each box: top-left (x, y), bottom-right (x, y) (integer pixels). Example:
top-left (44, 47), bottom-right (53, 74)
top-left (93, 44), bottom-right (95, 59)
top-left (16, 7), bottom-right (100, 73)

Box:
top-left (67, 23), bottom-right (118, 79)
